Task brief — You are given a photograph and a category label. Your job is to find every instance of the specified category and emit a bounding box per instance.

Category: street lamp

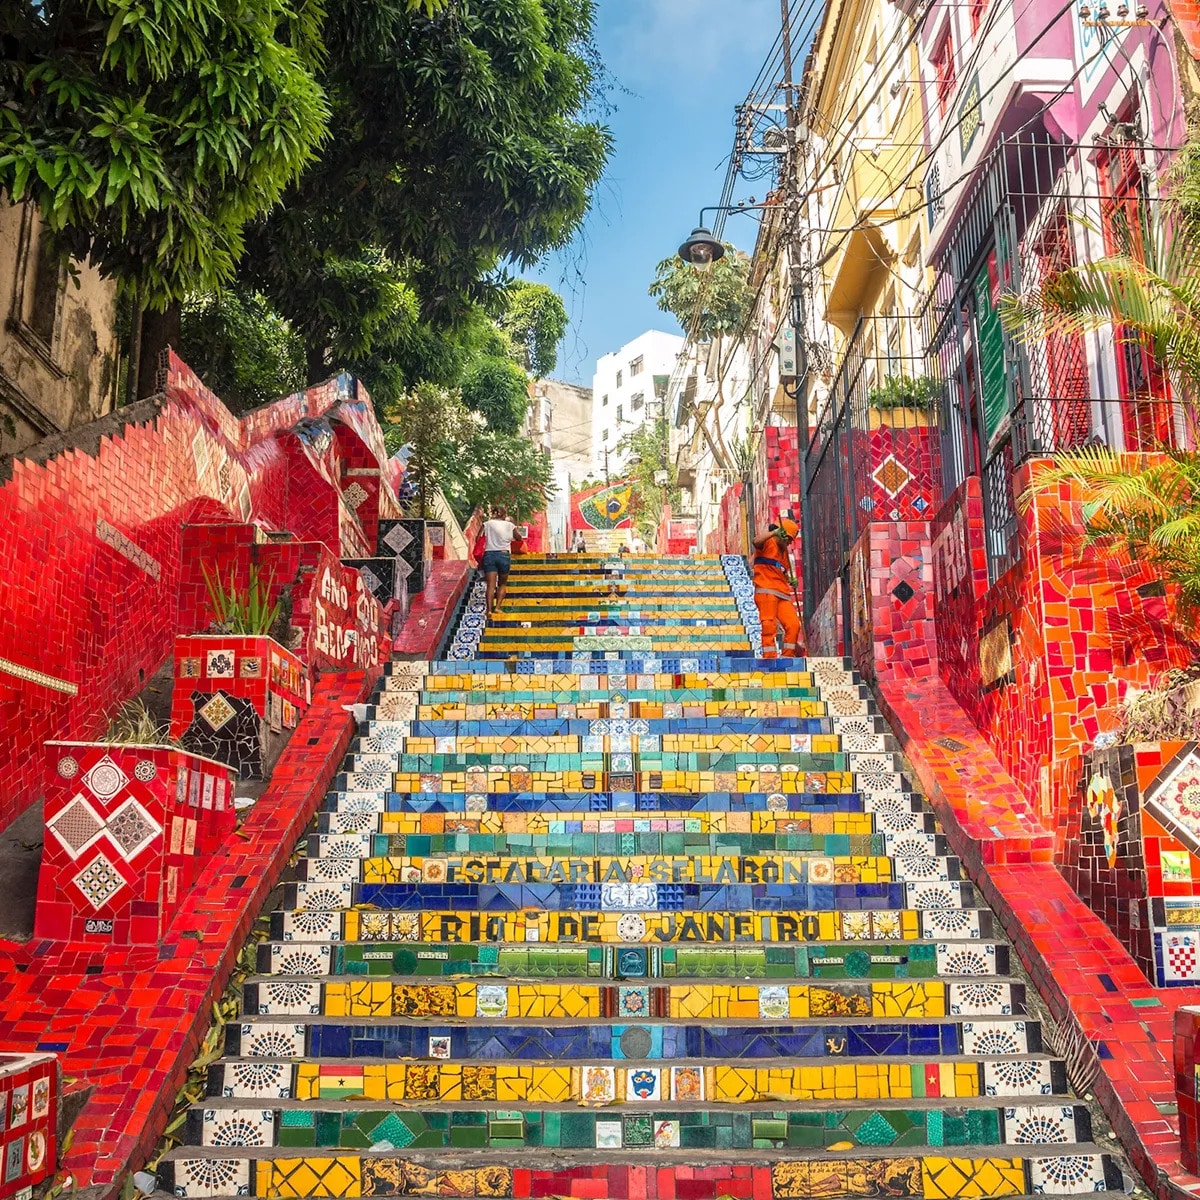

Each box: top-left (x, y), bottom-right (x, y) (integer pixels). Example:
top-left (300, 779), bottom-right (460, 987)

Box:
top-left (678, 226), bottom-right (724, 270)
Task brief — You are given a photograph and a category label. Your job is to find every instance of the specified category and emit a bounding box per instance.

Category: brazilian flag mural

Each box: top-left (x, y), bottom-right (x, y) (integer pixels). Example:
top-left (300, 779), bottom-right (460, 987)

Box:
top-left (572, 480), bottom-right (634, 531)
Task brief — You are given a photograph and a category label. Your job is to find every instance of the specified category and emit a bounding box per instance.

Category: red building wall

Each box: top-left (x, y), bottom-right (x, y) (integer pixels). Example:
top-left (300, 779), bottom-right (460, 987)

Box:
top-left (0, 354), bottom-right (395, 834)
top-left (930, 462), bottom-right (1195, 826)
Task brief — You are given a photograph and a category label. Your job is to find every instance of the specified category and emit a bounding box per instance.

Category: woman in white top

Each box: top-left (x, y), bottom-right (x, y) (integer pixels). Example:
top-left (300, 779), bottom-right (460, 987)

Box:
top-left (479, 506), bottom-right (516, 613)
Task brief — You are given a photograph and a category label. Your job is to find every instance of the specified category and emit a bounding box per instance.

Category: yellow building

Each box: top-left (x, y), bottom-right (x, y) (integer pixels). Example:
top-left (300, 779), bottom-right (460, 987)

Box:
top-left (802, 0), bottom-right (928, 359)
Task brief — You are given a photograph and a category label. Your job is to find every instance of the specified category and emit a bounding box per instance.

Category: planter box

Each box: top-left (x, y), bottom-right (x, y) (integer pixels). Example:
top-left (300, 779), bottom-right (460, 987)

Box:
top-left (0, 1053), bottom-right (57, 1200)
top-left (36, 742), bottom-right (235, 944)
top-left (1065, 740), bottom-right (1200, 986)
top-left (170, 634), bottom-right (308, 779)
top-left (868, 407), bottom-right (932, 429)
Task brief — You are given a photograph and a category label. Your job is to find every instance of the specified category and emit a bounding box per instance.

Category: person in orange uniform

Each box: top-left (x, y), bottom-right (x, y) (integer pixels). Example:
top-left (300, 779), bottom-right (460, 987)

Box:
top-left (752, 517), bottom-right (801, 659)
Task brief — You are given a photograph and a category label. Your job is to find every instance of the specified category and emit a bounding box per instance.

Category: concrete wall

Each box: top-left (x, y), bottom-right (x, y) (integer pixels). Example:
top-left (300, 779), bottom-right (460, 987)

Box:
top-left (0, 203), bottom-right (120, 453)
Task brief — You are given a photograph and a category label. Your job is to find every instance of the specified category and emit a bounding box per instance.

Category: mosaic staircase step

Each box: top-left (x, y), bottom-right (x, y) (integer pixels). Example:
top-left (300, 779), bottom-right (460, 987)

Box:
top-left (221, 1013), bottom-right (1039, 1065)
top-left (297, 849), bottom-right (961, 889)
top-left (161, 561), bottom-right (1125, 1199)
top-left (254, 938), bottom-right (1006, 981)
top-left (395, 722), bottom-right (894, 750)
top-left (159, 1149), bottom-right (1125, 1200)
top-left (270, 905), bottom-right (994, 944)
top-left (315, 807), bottom-right (928, 838)
top-left (171, 1100), bottom-right (1097, 1152)
top-left (204, 1054), bottom-right (1068, 1106)
top-left (230, 976), bottom-right (1004, 1021)
top-left (306, 829), bottom-right (950, 861)
top-left (283, 877), bottom-right (977, 914)
top-left (225, 1003), bottom-right (1032, 1060)
top-left (320, 790), bottom-right (928, 821)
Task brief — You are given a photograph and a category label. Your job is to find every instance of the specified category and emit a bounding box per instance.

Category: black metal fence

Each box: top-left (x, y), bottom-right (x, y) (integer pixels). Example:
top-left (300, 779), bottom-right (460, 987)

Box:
top-left (921, 129), bottom-right (1173, 584)
top-left (802, 127), bottom-right (1181, 618)
top-left (803, 313), bottom-right (942, 621)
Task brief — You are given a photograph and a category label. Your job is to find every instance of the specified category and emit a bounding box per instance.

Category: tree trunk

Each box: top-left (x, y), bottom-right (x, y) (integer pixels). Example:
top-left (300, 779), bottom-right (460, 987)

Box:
top-left (136, 302), bottom-right (181, 400)
top-left (306, 341), bottom-right (327, 384)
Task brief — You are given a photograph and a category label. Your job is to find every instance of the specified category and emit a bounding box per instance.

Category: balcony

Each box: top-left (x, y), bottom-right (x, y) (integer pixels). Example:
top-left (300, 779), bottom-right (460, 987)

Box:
top-left (922, 131), bottom-right (1176, 580)
top-left (919, 0), bottom-right (1087, 256)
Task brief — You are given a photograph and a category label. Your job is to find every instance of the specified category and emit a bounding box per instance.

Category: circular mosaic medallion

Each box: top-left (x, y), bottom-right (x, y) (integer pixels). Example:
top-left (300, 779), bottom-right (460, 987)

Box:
top-left (57, 755), bottom-right (79, 779)
top-left (133, 759), bottom-right (157, 782)
top-left (617, 914), bottom-right (647, 942)
top-left (86, 760), bottom-right (125, 798)
top-left (766, 792), bottom-right (787, 811)
top-left (620, 1026), bottom-right (652, 1058)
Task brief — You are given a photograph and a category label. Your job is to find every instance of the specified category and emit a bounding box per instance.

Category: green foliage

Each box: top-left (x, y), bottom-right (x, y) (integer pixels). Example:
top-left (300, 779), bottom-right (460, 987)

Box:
top-left (181, 291), bottom-right (307, 413)
top-left (241, 0), bottom-right (611, 372)
top-left (461, 355), bottom-right (531, 434)
top-left (0, 0), bottom-right (330, 308)
top-left (385, 382), bottom-right (482, 517)
top-left (450, 431), bottom-right (556, 524)
top-left (866, 374), bottom-right (941, 411)
top-left (649, 245), bottom-right (752, 340)
top-left (500, 281), bottom-right (569, 377)
top-left (616, 419), bottom-right (681, 544)
top-left (1021, 445), bottom-right (1200, 621)
top-left (202, 562), bottom-right (281, 635)
top-left (104, 698), bottom-right (176, 747)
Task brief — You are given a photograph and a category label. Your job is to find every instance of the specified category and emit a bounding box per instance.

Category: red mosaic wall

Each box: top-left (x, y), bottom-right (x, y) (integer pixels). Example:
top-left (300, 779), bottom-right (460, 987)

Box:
top-left (169, 635), bottom-right (308, 736)
top-left (0, 671), bottom-right (373, 1195)
top-left (849, 520), bottom-right (938, 683)
top-left (0, 1052), bottom-right (57, 1200)
top-left (930, 462), bottom-right (1194, 823)
top-left (821, 419), bottom-right (938, 679)
top-left (855, 422), bottom-right (938, 523)
top-left (705, 483), bottom-right (746, 557)
top-left (0, 353), bottom-right (398, 834)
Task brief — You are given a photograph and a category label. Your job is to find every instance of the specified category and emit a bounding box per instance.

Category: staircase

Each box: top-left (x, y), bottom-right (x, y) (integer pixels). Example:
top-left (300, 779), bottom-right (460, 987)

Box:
top-left (160, 554), bottom-right (1125, 1199)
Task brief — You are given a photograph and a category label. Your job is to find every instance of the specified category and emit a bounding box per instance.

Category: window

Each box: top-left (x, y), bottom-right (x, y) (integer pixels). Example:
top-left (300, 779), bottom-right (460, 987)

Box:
top-left (1099, 139), bottom-right (1172, 449)
top-left (631, 392), bottom-right (644, 411)
top-left (932, 28), bottom-right (956, 116)
top-left (602, 428), bottom-right (608, 442)
top-left (970, 0), bottom-right (988, 35)
top-left (616, 369), bottom-right (623, 388)
top-left (616, 404), bottom-right (624, 422)
top-left (630, 355), bottom-right (644, 377)
top-left (601, 393), bottom-right (608, 407)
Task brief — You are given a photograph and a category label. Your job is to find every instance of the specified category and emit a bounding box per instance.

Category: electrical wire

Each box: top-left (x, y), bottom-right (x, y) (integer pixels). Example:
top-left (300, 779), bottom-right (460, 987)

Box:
top-left (670, 3), bottom-right (1177, 496)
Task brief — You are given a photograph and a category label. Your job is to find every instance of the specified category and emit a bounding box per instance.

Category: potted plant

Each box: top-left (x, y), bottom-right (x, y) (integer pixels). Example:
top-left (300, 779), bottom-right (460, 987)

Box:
top-left (170, 563), bottom-right (309, 779)
top-left (865, 374), bottom-right (939, 428)
top-left (37, 700), bottom-right (237, 944)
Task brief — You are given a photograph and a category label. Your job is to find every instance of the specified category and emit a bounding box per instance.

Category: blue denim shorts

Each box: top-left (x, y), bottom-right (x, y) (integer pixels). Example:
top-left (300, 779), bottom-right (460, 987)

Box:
top-left (480, 550), bottom-right (511, 577)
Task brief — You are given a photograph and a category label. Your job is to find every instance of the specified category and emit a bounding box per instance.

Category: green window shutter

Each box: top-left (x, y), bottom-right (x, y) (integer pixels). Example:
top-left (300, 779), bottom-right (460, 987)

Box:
top-left (974, 262), bottom-right (1009, 445)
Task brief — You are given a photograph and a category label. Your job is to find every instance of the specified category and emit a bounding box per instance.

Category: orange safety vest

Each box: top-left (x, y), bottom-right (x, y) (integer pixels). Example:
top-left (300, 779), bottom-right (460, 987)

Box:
top-left (752, 535), bottom-right (795, 601)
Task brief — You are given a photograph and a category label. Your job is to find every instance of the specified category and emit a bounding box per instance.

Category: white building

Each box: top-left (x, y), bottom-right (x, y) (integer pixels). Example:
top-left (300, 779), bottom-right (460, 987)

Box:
top-left (591, 330), bottom-right (685, 477)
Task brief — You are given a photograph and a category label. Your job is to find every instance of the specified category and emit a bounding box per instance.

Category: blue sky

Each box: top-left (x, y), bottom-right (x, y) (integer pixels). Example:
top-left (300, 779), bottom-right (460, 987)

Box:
top-left (534, 0), bottom-right (785, 386)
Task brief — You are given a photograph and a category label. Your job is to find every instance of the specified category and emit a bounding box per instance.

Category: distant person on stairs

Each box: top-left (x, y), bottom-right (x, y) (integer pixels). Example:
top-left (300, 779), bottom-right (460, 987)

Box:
top-left (571, 530), bottom-right (587, 553)
top-left (480, 506), bottom-right (516, 616)
top-left (752, 518), bottom-right (802, 659)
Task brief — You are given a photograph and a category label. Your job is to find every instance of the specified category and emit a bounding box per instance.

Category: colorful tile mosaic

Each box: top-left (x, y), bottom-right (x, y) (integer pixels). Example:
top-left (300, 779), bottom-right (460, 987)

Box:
top-left (149, 555), bottom-right (1125, 1198)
